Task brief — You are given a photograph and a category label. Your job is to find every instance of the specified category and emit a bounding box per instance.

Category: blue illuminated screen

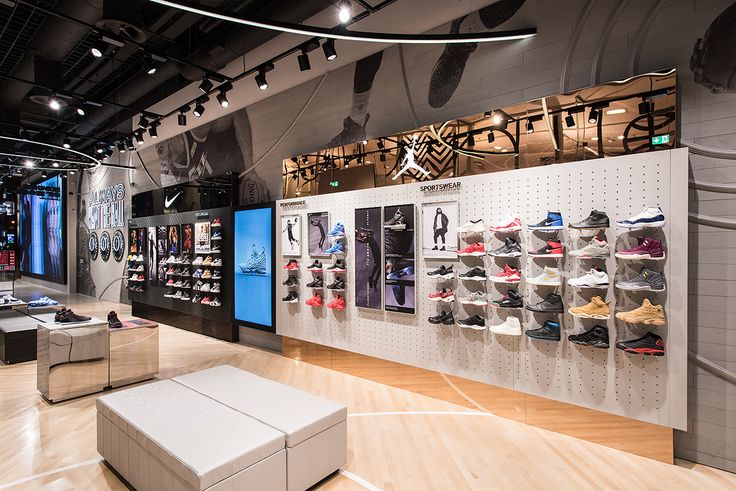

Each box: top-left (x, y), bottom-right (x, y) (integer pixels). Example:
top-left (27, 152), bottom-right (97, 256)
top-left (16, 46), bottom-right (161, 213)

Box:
top-left (19, 176), bottom-right (64, 283)
top-left (233, 206), bottom-right (273, 328)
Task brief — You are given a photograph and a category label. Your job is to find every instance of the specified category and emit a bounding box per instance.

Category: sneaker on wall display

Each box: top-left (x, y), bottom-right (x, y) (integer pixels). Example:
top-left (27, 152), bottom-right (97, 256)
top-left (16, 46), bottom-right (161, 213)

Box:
top-left (326, 278), bottom-right (345, 290)
top-left (325, 241), bottom-right (346, 254)
top-left (166, 255), bottom-right (176, 264)
top-left (283, 259), bottom-right (299, 270)
top-left (327, 259), bottom-right (347, 272)
top-left (164, 289), bottom-right (175, 297)
top-left (616, 332), bottom-right (665, 356)
top-left (615, 237), bottom-right (666, 260)
top-left (327, 223), bottom-right (346, 237)
top-left (526, 293), bottom-right (563, 313)
top-left (191, 294), bottom-right (203, 304)
top-left (528, 212), bottom-right (563, 230)
top-left (617, 207), bottom-right (665, 229)
top-left (457, 219), bottom-right (485, 234)
top-left (209, 297), bottom-right (221, 307)
top-left (488, 265), bottom-right (521, 283)
top-left (180, 291), bottom-right (191, 301)
top-left (615, 299), bottom-right (667, 325)
top-left (212, 270), bottom-right (222, 279)
top-left (458, 291), bottom-right (487, 306)
top-left (459, 267), bottom-right (486, 281)
top-left (211, 283), bottom-right (220, 293)
top-left (616, 268), bottom-right (665, 292)
top-left (569, 237), bottom-right (610, 258)
top-left (569, 325), bottom-right (609, 348)
top-left (211, 258), bottom-right (222, 267)
top-left (202, 270), bottom-right (212, 279)
top-left (306, 293), bottom-right (323, 307)
top-left (203, 256), bottom-right (213, 266)
top-left (166, 278), bottom-right (175, 286)
top-left (210, 244), bottom-right (222, 253)
top-left (192, 269), bottom-right (203, 278)
top-left (525, 320), bottom-right (561, 341)
top-left (569, 210), bottom-right (610, 229)
top-left (488, 237), bottom-right (522, 257)
top-left (283, 276), bottom-right (299, 286)
top-left (458, 242), bottom-right (485, 256)
top-left (429, 288), bottom-right (454, 302)
top-left (489, 316), bottom-right (522, 336)
top-left (489, 217), bottom-right (522, 233)
top-left (427, 265), bottom-right (454, 279)
top-left (282, 291), bottom-right (298, 303)
top-left (428, 311), bottom-right (455, 325)
top-left (200, 296), bottom-right (212, 305)
top-left (569, 296), bottom-right (611, 319)
top-left (457, 315), bottom-right (486, 330)
top-left (200, 283), bottom-right (211, 293)
top-left (491, 289), bottom-right (524, 309)
top-left (173, 291), bottom-right (182, 299)
top-left (327, 295), bottom-right (346, 310)
top-left (384, 209), bottom-right (407, 229)
top-left (307, 260), bottom-right (323, 271)
top-left (211, 231), bottom-right (223, 240)
top-left (528, 238), bottom-right (563, 258)
top-left (193, 280), bottom-right (204, 290)
top-left (173, 280), bottom-right (183, 287)
top-left (306, 277), bottom-right (324, 288)
top-left (568, 268), bottom-right (609, 289)
top-left (527, 266), bottom-right (562, 286)
top-left (192, 256), bottom-right (204, 266)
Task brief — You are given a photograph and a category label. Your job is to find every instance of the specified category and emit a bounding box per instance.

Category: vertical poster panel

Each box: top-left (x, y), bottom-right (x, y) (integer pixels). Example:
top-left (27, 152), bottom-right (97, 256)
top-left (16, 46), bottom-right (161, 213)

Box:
top-left (195, 222), bottom-right (211, 253)
top-left (307, 212), bottom-right (330, 257)
top-left (156, 225), bottom-right (167, 284)
top-left (167, 225), bottom-right (180, 255)
top-left (421, 201), bottom-right (459, 259)
top-left (280, 215), bottom-right (301, 257)
top-left (129, 228), bottom-right (139, 253)
top-left (137, 228), bottom-right (146, 254)
top-left (383, 204), bottom-right (416, 314)
top-left (147, 226), bottom-right (157, 285)
top-left (354, 207), bottom-right (383, 309)
top-left (182, 223), bottom-right (194, 254)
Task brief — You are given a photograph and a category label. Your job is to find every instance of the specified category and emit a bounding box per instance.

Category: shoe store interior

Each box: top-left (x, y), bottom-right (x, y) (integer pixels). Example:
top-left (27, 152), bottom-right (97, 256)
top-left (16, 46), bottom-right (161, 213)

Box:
top-left (1, 0), bottom-right (736, 489)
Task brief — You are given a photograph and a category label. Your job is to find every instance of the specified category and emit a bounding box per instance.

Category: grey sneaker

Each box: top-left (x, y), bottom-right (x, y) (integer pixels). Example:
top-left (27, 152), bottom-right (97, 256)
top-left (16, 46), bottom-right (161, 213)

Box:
top-left (616, 268), bottom-right (666, 292)
top-left (458, 291), bottom-right (488, 306)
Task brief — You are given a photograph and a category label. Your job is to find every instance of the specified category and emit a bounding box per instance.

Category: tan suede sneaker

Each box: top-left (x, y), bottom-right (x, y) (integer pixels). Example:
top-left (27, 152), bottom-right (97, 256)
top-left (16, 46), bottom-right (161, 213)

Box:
top-left (615, 299), bottom-right (667, 325)
top-left (569, 296), bottom-right (611, 319)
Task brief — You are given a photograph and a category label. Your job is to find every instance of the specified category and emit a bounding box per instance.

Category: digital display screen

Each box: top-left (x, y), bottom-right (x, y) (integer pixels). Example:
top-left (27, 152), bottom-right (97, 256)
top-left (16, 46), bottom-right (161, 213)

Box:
top-left (233, 204), bottom-right (274, 330)
top-left (19, 176), bottom-right (65, 283)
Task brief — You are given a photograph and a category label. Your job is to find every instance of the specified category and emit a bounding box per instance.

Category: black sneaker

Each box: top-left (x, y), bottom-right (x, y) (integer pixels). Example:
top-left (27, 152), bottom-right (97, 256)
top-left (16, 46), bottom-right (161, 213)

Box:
top-left (326, 259), bottom-right (346, 272)
top-left (384, 209), bottom-right (406, 229)
top-left (458, 267), bottom-right (486, 281)
top-left (180, 291), bottom-right (191, 301)
top-left (282, 291), bottom-right (298, 303)
top-left (570, 210), bottom-right (610, 229)
top-left (616, 332), bottom-right (665, 356)
top-left (58, 309), bottom-right (91, 323)
top-left (429, 310), bottom-right (455, 325)
top-left (307, 260), bottom-right (323, 271)
top-left (164, 289), bottom-right (176, 298)
top-left (107, 311), bottom-right (122, 328)
top-left (488, 237), bottom-right (522, 258)
top-left (327, 278), bottom-right (345, 290)
top-left (526, 293), bottom-right (564, 313)
top-left (427, 265), bottom-right (454, 279)
top-left (569, 325), bottom-right (609, 348)
top-left (191, 294), bottom-right (203, 304)
top-left (491, 288), bottom-right (524, 309)
top-left (457, 315), bottom-right (486, 330)
top-left (283, 276), bottom-right (299, 286)
top-left (306, 277), bottom-right (324, 288)
top-left (54, 308), bottom-right (68, 322)
top-left (525, 320), bottom-right (561, 341)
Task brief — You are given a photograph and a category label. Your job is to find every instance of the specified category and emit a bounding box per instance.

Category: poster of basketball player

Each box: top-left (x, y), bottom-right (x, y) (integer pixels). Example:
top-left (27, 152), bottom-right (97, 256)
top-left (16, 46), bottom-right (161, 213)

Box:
top-left (156, 225), bottom-right (167, 284)
top-left (182, 223), bottom-right (194, 254)
top-left (195, 222), bottom-right (211, 254)
top-left (167, 225), bottom-right (180, 255)
top-left (383, 204), bottom-right (415, 314)
top-left (307, 212), bottom-right (330, 257)
top-left (129, 228), bottom-right (138, 253)
top-left (354, 207), bottom-right (382, 309)
top-left (421, 201), bottom-right (458, 259)
top-left (147, 227), bottom-right (157, 284)
top-left (137, 228), bottom-right (146, 255)
top-left (280, 215), bottom-right (301, 257)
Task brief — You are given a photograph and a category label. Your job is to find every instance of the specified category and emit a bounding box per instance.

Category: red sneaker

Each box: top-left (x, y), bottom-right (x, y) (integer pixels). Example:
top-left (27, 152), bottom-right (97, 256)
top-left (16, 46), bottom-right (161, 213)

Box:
top-left (306, 293), bottom-right (323, 307)
top-left (528, 239), bottom-right (563, 258)
top-left (489, 265), bottom-right (521, 283)
top-left (490, 217), bottom-right (523, 233)
top-left (429, 288), bottom-right (454, 302)
top-left (458, 242), bottom-right (485, 256)
top-left (327, 295), bottom-right (346, 310)
top-left (283, 259), bottom-right (299, 270)
top-left (211, 217), bottom-right (222, 227)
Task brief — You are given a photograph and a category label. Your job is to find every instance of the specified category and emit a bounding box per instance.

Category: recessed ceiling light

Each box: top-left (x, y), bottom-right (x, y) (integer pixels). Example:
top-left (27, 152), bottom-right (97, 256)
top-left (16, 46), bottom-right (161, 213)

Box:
top-left (591, 136), bottom-right (599, 141)
top-left (49, 98), bottom-right (61, 111)
top-left (52, 162), bottom-right (59, 168)
top-left (493, 145), bottom-right (503, 150)
top-left (24, 159), bottom-right (34, 167)
top-left (617, 135), bottom-right (624, 140)
top-left (76, 107), bottom-right (85, 116)
top-left (606, 108), bottom-right (626, 115)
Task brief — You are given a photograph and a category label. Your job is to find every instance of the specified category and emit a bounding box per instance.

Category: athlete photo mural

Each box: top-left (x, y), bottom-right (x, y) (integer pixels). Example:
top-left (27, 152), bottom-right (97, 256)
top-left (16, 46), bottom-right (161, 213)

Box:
top-left (421, 201), bottom-right (458, 259)
top-left (354, 207), bottom-right (382, 309)
top-left (147, 227), bottom-right (157, 284)
top-left (182, 223), bottom-right (194, 254)
top-left (281, 215), bottom-right (301, 257)
top-left (384, 204), bottom-right (416, 314)
top-left (308, 211), bottom-right (330, 257)
top-left (167, 225), bottom-right (180, 255)
top-left (156, 225), bottom-right (167, 284)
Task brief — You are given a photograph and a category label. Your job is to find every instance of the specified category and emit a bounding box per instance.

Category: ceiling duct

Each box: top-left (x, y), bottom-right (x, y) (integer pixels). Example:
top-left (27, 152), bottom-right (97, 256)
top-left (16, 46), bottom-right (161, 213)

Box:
top-left (96, 0), bottom-right (148, 43)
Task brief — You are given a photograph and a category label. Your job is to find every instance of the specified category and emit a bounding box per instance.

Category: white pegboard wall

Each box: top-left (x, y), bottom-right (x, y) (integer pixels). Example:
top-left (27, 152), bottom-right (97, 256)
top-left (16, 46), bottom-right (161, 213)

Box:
top-left (275, 149), bottom-right (688, 430)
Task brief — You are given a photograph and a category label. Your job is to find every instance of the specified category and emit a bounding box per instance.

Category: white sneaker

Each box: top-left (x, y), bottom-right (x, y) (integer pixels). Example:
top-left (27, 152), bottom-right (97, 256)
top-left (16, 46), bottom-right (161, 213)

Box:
top-left (200, 283), bottom-right (211, 292)
top-left (173, 291), bottom-right (182, 299)
top-left (457, 219), bottom-right (485, 234)
top-left (527, 266), bottom-right (561, 286)
top-left (568, 268), bottom-right (609, 289)
top-left (211, 283), bottom-right (221, 293)
top-left (489, 316), bottom-right (522, 336)
top-left (457, 291), bottom-right (488, 306)
top-left (209, 297), bottom-right (221, 307)
top-left (136, 254), bottom-right (145, 262)
top-left (617, 207), bottom-right (665, 229)
top-left (211, 258), bottom-right (223, 267)
top-left (489, 216), bottom-right (523, 233)
top-left (569, 237), bottom-right (609, 258)
top-left (192, 257), bottom-right (204, 265)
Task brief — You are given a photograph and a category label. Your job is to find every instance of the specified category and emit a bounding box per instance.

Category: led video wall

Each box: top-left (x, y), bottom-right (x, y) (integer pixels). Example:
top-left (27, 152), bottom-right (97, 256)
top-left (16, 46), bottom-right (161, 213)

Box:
top-left (19, 175), bottom-right (65, 283)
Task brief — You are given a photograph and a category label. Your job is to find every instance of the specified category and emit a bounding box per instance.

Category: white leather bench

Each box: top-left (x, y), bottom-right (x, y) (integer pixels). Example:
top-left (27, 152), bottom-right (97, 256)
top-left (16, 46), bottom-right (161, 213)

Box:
top-left (174, 365), bottom-right (348, 491)
top-left (96, 380), bottom-right (286, 491)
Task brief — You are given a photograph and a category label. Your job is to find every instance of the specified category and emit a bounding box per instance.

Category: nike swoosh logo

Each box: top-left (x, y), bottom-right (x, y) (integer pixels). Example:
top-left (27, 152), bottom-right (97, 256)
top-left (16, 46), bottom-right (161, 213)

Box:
top-left (164, 191), bottom-right (182, 208)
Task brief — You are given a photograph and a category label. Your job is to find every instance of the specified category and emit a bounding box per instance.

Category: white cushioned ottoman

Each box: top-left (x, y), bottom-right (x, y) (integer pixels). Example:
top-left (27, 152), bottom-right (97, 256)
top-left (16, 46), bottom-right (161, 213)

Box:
top-left (174, 365), bottom-right (347, 491)
top-left (97, 379), bottom-right (286, 491)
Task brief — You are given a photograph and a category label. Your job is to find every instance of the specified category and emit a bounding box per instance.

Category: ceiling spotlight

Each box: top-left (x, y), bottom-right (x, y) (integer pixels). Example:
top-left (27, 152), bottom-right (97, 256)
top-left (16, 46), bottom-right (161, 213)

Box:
top-left (199, 77), bottom-right (213, 94)
top-left (377, 138), bottom-right (384, 149)
top-left (24, 159), bottom-right (34, 167)
top-left (135, 131), bottom-right (144, 144)
top-left (62, 138), bottom-right (71, 149)
top-left (143, 56), bottom-right (158, 75)
top-left (337, 0), bottom-right (351, 23)
top-left (564, 112), bottom-right (575, 128)
top-left (149, 122), bottom-right (159, 139)
top-left (587, 108), bottom-right (599, 124)
top-left (76, 107), bottom-right (85, 116)
top-left (362, 139), bottom-right (368, 144)
top-left (52, 161), bottom-right (59, 168)
top-left (178, 113), bottom-right (187, 126)
top-left (117, 141), bottom-right (126, 153)
top-left (298, 50), bottom-right (311, 71)
top-left (216, 84), bottom-right (231, 108)
top-left (41, 171), bottom-right (47, 178)
top-left (322, 39), bottom-right (337, 61)
top-left (526, 120), bottom-right (535, 134)
top-left (90, 43), bottom-right (103, 58)
top-left (466, 133), bottom-right (475, 147)
top-left (487, 131), bottom-right (495, 143)
top-left (49, 97), bottom-right (61, 111)
top-left (138, 115), bottom-right (149, 129)
top-left (255, 68), bottom-right (269, 90)
top-left (96, 145), bottom-right (104, 154)
top-left (193, 97), bottom-right (208, 117)
top-left (70, 170), bottom-right (76, 175)
top-left (126, 137), bottom-right (135, 151)
top-left (638, 99), bottom-right (651, 115)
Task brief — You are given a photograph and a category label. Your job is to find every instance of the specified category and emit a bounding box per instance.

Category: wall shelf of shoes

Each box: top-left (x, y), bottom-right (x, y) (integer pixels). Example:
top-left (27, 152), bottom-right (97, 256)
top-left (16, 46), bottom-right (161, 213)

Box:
top-left (275, 149), bottom-right (688, 431)
top-left (126, 228), bottom-right (146, 294)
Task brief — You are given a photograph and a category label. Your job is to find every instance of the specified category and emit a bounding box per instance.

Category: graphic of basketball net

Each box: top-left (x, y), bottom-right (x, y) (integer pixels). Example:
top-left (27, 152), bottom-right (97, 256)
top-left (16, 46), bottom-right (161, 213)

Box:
top-left (393, 136), bottom-right (430, 181)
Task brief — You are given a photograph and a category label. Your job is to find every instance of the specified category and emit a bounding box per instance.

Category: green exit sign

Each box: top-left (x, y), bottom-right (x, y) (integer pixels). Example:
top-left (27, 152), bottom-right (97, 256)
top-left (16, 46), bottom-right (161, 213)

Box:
top-left (329, 180), bottom-right (339, 187)
top-left (651, 134), bottom-right (671, 145)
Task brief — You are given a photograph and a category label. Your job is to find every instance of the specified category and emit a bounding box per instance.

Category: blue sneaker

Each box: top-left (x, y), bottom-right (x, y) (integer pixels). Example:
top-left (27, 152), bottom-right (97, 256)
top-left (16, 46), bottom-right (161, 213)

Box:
top-left (387, 265), bottom-right (415, 280)
top-left (325, 241), bottom-right (346, 254)
top-left (28, 296), bottom-right (59, 307)
top-left (327, 223), bottom-right (345, 237)
top-left (528, 211), bottom-right (563, 230)
top-left (211, 231), bottom-right (223, 240)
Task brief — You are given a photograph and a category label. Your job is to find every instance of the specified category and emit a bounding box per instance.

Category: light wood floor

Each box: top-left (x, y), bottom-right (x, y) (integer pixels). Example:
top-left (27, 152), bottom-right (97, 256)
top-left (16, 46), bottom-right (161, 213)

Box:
top-left (1, 283), bottom-right (735, 490)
